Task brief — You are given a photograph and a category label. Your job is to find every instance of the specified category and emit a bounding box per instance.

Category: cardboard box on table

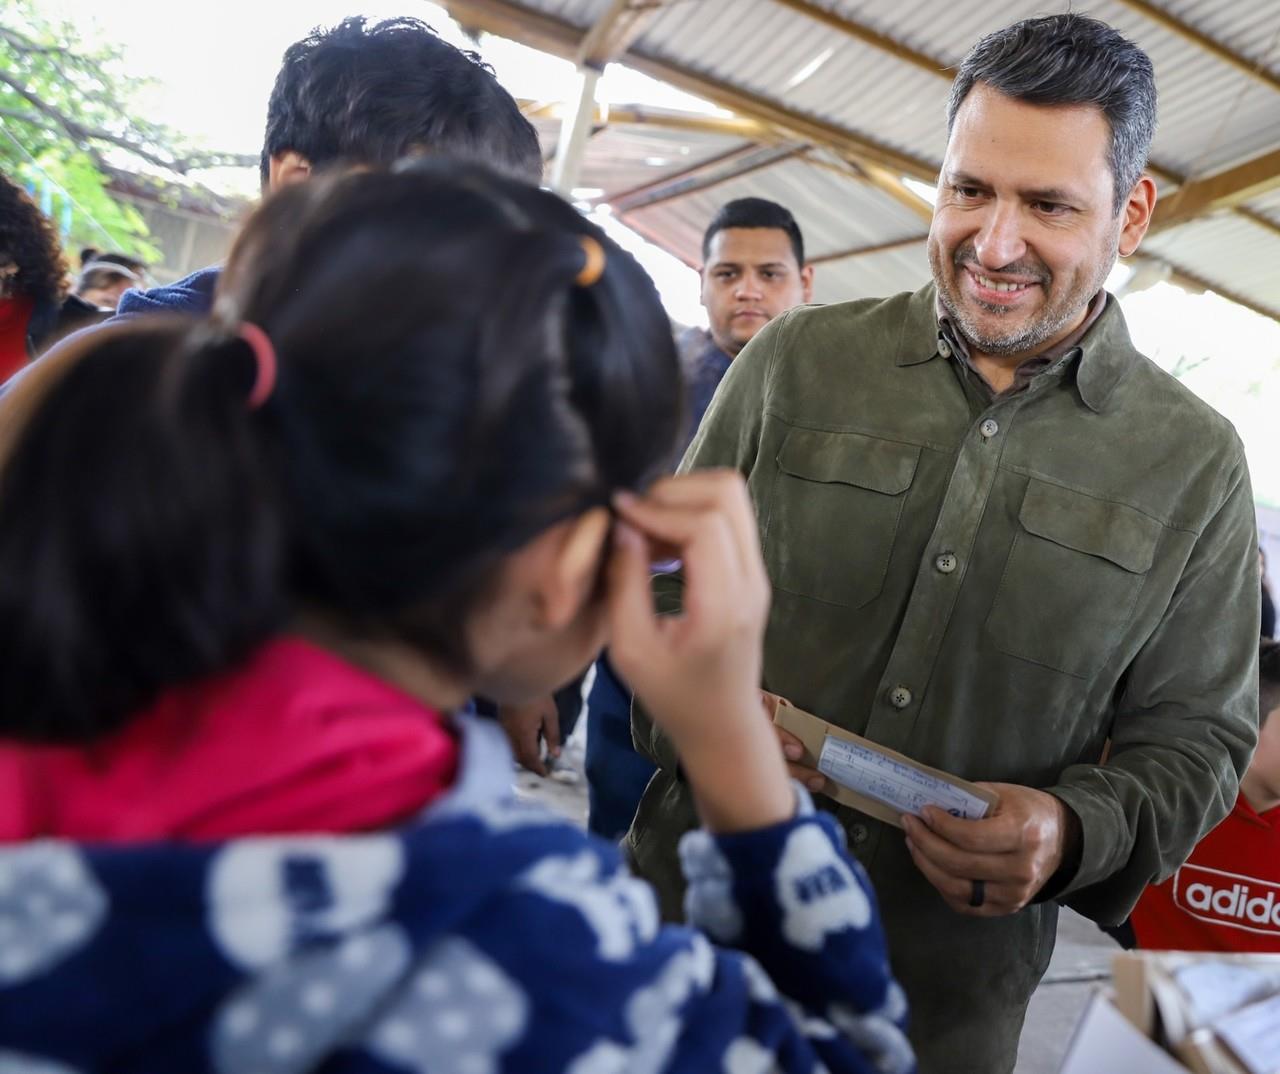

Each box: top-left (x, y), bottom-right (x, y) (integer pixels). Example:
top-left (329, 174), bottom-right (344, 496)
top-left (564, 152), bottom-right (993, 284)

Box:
top-left (1058, 953), bottom-right (1280, 1074)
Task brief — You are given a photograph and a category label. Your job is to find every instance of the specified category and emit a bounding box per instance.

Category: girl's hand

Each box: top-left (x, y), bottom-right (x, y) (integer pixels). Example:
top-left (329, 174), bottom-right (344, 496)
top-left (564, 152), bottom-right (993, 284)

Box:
top-left (606, 471), bottom-right (792, 832)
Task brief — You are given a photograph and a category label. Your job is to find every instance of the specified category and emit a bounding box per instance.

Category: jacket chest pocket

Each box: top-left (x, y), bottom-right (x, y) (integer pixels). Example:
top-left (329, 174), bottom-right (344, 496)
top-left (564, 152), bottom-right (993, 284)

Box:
top-left (764, 429), bottom-right (920, 608)
top-left (985, 479), bottom-right (1162, 678)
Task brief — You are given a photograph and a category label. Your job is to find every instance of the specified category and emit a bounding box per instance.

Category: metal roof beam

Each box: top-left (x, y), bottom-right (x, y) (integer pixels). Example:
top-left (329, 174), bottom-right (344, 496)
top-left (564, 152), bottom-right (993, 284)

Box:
top-left (808, 234), bottom-right (927, 266)
top-left (605, 141), bottom-right (763, 204)
top-left (614, 144), bottom-right (808, 213)
top-left (520, 98), bottom-right (781, 142)
top-left (615, 211), bottom-right (699, 269)
top-left (1129, 252), bottom-right (1280, 324)
top-left (578, 0), bottom-right (667, 67)
top-left (1151, 147), bottom-right (1280, 232)
top-left (819, 154), bottom-right (936, 225)
top-left (1111, 0), bottom-right (1280, 96)
top-left (443, 0), bottom-right (941, 182)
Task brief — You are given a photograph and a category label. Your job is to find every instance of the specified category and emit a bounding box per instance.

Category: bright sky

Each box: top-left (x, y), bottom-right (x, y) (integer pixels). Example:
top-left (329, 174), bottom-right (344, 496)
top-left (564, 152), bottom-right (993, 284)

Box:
top-left (35, 0), bottom-right (1280, 507)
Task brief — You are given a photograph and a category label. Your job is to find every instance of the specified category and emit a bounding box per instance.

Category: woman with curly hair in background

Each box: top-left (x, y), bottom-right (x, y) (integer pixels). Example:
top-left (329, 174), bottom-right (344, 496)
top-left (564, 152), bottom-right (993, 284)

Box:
top-left (0, 174), bottom-right (69, 383)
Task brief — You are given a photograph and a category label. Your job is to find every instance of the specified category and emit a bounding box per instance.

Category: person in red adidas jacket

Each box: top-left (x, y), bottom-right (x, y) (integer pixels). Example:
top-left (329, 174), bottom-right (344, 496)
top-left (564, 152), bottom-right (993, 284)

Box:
top-left (1130, 640), bottom-right (1280, 952)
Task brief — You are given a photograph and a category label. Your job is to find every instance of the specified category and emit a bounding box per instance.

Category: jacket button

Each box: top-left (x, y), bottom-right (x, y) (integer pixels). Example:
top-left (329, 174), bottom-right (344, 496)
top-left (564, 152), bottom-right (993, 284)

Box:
top-left (935, 552), bottom-right (957, 574)
top-left (980, 418), bottom-right (1000, 439)
top-left (889, 685), bottom-right (913, 709)
top-left (850, 823), bottom-right (869, 845)
top-left (937, 338), bottom-right (953, 359)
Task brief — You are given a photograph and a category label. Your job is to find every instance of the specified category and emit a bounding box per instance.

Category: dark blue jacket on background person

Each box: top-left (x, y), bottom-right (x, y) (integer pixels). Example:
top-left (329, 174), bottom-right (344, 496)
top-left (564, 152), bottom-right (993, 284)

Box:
top-left (116, 266), bottom-right (221, 317)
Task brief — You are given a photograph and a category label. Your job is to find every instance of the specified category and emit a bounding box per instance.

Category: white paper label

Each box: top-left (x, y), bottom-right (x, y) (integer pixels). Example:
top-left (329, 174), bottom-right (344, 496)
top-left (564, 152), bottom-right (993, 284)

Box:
top-left (1175, 962), bottom-right (1280, 1026)
top-left (816, 735), bottom-right (991, 820)
top-left (1213, 993), bottom-right (1280, 1074)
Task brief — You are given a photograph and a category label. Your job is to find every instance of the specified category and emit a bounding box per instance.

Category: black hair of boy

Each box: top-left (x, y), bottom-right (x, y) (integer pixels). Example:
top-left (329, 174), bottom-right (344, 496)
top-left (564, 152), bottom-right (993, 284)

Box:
top-left (701, 197), bottom-right (805, 267)
top-left (260, 17), bottom-right (543, 186)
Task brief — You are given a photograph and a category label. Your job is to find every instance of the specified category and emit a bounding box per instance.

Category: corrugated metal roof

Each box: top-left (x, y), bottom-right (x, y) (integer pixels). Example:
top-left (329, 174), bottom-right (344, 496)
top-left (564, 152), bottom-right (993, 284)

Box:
top-left (622, 151), bottom-right (929, 264)
top-left (478, 0), bottom-right (1280, 321)
top-left (1142, 214), bottom-right (1280, 314)
top-left (1152, 0), bottom-right (1280, 76)
top-left (531, 116), bottom-right (748, 196)
top-left (810, 241), bottom-right (930, 305)
top-left (637, 0), bottom-right (952, 168)
top-left (1247, 186), bottom-right (1280, 228)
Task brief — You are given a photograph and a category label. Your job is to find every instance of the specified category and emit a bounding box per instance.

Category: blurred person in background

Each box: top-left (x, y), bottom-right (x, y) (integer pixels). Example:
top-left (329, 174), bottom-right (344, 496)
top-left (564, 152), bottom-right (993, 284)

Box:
top-left (1127, 641), bottom-right (1280, 952)
top-left (0, 173), bottom-right (67, 382)
top-left (74, 260), bottom-right (141, 312)
top-left (78, 248), bottom-right (147, 280)
top-left (52, 259), bottom-right (146, 340)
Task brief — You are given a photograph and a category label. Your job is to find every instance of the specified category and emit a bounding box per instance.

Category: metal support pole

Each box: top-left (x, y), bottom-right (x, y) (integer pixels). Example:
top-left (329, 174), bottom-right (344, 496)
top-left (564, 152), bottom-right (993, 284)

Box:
top-left (549, 65), bottom-right (602, 196)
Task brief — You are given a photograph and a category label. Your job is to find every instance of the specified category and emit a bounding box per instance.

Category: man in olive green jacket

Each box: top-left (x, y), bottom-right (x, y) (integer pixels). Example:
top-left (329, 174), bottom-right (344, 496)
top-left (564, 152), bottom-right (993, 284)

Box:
top-left (626, 14), bottom-right (1259, 1074)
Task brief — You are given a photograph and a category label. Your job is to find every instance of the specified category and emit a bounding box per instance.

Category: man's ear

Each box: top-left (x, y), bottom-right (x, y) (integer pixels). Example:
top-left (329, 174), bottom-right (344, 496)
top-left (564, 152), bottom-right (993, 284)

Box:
top-left (267, 151), bottom-right (313, 192)
top-left (537, 507), bottom-right (613, 631)
top-left (800, 263), bottom-right (815, 304)
top-left (1117, 175), bottom-right (1157, 258)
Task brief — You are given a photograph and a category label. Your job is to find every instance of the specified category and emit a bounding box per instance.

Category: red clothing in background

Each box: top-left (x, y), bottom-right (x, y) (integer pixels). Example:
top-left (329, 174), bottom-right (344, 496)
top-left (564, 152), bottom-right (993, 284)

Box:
top-left (0, 636), bottom-right (459, 841)
top-left (1131, 795), bottom-right (1280, 952)
top-left (0, 294), bottom-right (34, 383)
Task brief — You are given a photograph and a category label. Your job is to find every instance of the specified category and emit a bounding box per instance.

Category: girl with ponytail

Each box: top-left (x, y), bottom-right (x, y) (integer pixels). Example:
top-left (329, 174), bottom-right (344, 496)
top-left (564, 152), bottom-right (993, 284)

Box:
top-left (0, 162), bottom-right (911, 1074)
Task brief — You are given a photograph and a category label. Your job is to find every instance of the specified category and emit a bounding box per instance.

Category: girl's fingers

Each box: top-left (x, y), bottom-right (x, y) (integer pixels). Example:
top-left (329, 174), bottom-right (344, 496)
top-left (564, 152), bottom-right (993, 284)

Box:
top-left (629, 472), bottom-right (762, 564)
top-left (611, 496), bottom-right (741, 625)
top-left (604, 520), bottom-right (662, 670)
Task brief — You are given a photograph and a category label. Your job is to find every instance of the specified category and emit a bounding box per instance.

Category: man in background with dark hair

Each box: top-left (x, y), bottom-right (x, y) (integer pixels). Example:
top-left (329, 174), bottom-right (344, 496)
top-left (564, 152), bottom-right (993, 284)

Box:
top-left (116, 16), bottom-right (542, 318)
top-left (627, 14), bottom-right (1259, 1072)
top-left (682, 196), bottom-right (814, 435)
top-left (551, 198), bottom-right (813, 837)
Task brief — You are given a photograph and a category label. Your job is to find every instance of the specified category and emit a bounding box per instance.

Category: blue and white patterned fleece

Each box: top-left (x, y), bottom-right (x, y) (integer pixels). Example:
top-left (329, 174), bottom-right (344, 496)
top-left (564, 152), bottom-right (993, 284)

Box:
top-left (0, 717), bottom-right (913, 1074)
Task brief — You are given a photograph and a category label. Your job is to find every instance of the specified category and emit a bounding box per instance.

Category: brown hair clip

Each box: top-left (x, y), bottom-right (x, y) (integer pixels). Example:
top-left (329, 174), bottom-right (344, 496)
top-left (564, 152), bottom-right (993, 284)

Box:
top-left (576, 236), bottom-right (606, 287)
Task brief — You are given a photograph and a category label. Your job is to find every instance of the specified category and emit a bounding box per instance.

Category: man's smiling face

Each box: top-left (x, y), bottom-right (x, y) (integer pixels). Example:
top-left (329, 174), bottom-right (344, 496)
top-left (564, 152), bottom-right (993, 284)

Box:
top-left (928, 82), bottom-right (1126, 361)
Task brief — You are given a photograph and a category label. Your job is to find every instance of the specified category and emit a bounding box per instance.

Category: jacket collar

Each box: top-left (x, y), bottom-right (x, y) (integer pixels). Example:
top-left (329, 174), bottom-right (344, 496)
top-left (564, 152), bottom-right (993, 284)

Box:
top-left (894, 281), bottom-right (1141, 413)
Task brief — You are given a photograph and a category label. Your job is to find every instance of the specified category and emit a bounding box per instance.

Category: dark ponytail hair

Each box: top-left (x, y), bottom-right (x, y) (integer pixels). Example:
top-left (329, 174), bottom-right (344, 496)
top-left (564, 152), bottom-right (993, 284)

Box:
top-left (0, 163), bottom-right (683, 742)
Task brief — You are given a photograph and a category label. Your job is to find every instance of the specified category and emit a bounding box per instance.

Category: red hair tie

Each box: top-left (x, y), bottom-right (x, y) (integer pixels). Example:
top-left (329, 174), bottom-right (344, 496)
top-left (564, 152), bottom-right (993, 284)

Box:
top-left (238, 322), bottom-right (277, 409)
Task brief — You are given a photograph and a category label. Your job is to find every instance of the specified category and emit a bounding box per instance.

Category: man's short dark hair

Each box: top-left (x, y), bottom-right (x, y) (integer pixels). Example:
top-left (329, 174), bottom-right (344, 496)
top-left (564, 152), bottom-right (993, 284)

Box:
top-left (947, 14), bottom-right (1157, 214)
top-left (1261, 640), bottom-right (1280, 722)
top-left (701, 197), bottom-right (805, 266)
top-left (261, 16), bottom-right (543, 185)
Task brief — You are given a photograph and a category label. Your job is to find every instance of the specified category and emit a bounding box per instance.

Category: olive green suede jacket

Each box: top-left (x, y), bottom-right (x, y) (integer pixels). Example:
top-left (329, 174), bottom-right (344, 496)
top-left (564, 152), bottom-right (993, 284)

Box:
top-left (626, 283), bottom-right (1259, 1074)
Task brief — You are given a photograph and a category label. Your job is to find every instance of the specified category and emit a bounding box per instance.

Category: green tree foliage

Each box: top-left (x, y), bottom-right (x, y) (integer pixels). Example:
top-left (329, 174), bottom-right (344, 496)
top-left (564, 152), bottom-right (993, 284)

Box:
top-left (0, 0), bottom-right (252, 261)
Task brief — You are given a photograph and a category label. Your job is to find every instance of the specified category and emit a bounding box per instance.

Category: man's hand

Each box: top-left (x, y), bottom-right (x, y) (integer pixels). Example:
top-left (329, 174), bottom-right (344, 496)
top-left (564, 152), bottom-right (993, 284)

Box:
top-left (774, 723), bottom-right (828, 794)
top-left (606, 473), bottom-right (793, 832)
top-left (902, 783), bottom-right (1081, 916)
top-left (498, 697), bottom-right (560, 776)
top-left (759, 691), bottom-right (829, 794)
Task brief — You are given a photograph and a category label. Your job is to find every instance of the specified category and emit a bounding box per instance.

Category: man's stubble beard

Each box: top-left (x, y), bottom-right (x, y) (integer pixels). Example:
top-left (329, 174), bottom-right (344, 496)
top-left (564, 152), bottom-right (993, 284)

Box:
top-left (928, 228), bottom-right (1118, 357)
